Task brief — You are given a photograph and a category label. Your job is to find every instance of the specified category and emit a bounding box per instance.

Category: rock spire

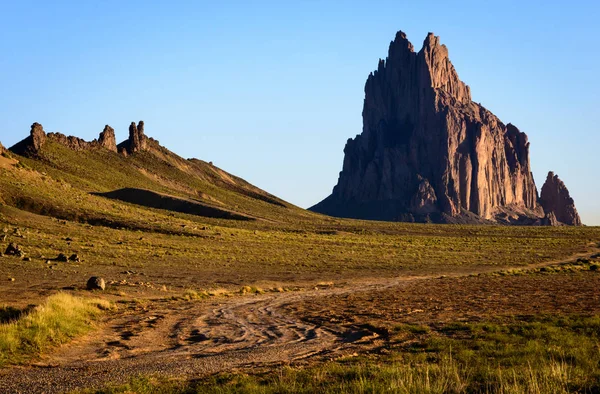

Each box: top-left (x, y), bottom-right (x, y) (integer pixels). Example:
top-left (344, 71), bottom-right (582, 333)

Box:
top-left (540, 172), bottom-right (581, 226)
top-left (118, 121), bottom-right (147, 154)
top-left (98, 125), bottom-right (117, 152)
top-left (9, 123), bottom-right (47, 155)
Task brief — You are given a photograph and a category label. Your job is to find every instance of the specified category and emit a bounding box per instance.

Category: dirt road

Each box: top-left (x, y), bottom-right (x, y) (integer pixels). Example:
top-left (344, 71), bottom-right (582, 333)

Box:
top-left (0, 284), bottom-right (384, 394)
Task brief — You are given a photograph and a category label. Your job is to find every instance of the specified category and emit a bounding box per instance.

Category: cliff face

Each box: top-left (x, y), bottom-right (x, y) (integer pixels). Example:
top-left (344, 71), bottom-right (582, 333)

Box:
top-left (311, 31), bottom-right (544, 223)
top-left (540, 172), bottom-right (582, 226)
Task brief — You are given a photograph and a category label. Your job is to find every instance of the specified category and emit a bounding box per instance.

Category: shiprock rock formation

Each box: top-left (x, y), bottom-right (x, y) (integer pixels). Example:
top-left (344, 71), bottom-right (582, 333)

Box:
top-left (311, 31), bottom-right (581, 225)
top-left (540, 172), bottom-right (582, 226)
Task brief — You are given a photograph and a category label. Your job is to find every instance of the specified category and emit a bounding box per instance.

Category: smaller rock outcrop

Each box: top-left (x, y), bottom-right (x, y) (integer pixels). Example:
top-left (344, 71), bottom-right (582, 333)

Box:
top-left (68, 253), bottom-right (80, 262)
top-left (410, 176), bottom-right (438, 214)
top-left (30, 123), bottom-right (46, 151)
top-left (10, 123), bottom-right (47, 155)
top-left (98, 125), bottom-right (117, 152)
top-left (47, 133), bottom-right (92, 150)
top-left (55, 253), bottom-right (69, 262)
top-left (87, 276), bottom-right (106, 291)
top-left (11, 123), bottom-right (123, 154)
top-left (541, 212), bottom-right (559, 226)
top-left (4, 243), bottom-right (24, 257)
top-left (540, 172), bottom-right (582, 226)
top-left (118, 121), bottom-right (147, 154)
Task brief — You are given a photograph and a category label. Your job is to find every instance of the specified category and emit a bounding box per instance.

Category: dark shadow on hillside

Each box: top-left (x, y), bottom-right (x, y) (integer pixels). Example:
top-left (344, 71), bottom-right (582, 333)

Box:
top-left (230, 186), bottom-right (287, 208)
top-left (5, 197), bottom-right (212, 236)
top-left (94, 188), bottom-right (255, 221)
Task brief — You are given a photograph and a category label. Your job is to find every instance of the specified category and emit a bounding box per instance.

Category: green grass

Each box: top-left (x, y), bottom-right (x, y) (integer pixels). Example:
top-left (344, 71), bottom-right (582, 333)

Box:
top-left (87, 315), bottom-right (600, 394)
top-left (394, 323), bottom-right (431, 335)
top-left (0, 293), bottom-right (111, 366)
top-left (492, 257), bottom-right (600, 277)
top-left (182, 289), bottom-right (210, 301)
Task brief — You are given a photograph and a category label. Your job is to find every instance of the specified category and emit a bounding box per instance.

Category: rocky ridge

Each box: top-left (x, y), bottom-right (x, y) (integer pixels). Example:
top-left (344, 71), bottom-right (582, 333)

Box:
top-left (9, 121), bottom-right (149, 156)
top-left (311, 31), bottom-right (581, 225)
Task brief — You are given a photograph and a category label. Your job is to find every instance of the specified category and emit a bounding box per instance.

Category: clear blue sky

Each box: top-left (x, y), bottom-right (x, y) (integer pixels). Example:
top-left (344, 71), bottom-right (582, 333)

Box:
top-left (1, 1), bottom-right (598, 224)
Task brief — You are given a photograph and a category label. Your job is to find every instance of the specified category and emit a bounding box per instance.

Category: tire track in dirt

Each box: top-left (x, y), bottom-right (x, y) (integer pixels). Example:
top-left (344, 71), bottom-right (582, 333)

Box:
top-left (0, 289), bottom-right (355, 394)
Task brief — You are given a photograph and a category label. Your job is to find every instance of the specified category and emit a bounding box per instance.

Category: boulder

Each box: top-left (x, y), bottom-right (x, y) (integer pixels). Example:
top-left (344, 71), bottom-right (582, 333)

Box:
top-left (86, 276), bottom-right (106, 291)
top-left (68, 253), bottom-right (80, 262)
top-left (55, 253), bottom-right (69, 262)
top-left (5, 243), bottom-right (24, 257)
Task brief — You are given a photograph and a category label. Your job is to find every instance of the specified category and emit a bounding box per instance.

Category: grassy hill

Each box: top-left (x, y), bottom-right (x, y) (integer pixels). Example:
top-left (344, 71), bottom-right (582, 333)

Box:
top-left (1, 132), bottom-right (329, 233)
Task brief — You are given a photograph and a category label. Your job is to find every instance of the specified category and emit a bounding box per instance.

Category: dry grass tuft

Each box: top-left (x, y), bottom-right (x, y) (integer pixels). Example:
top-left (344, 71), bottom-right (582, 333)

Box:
top-left (0, 293), bottom-right (111, 366)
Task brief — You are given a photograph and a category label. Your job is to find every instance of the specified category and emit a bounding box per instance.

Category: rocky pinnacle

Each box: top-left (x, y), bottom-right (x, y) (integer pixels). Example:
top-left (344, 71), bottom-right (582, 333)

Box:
top-left (540, 172), bottom-right (582, 226)
top-left (98, 125), bottom-right (117, 152)
top-left (310, 31), bottom-right (570, 224)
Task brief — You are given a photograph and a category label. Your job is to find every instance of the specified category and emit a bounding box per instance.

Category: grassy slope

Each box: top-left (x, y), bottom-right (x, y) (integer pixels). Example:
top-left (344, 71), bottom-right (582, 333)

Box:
top-left (4, 139), bottom-right (314, 227)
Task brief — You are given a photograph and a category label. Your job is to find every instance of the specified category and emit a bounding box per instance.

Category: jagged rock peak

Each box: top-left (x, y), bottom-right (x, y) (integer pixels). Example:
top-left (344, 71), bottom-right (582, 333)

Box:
top-left (540, 172), bottom-right (582, 226)
top-left (126, 121), bottom-right (147, 154)
top-left (390, 30), bottom-right (414, 54)
top-left (98, 125), bottom-right (117, 152)
top-left (9, 122), bottom-right (47, 155)
top-left (310, 30), bottom-right (543, 225)
top-left (30, 122), bottom-right (47, 151)
top-left (419, 32), bottom-right (471, 103)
